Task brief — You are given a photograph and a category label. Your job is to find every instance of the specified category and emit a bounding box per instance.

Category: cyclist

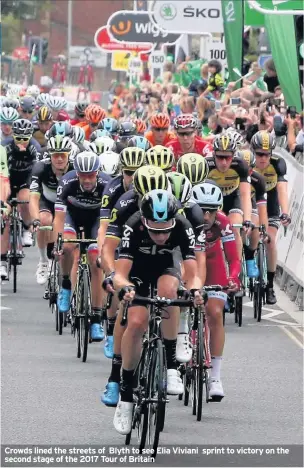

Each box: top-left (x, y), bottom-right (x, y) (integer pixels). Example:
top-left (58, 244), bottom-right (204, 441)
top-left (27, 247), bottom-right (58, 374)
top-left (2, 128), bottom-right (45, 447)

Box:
top-left (27, 85), bottom-right (40, 100)
top-left (127, 136), bottom-right (151, 151)
top-left (101, 166), bottom-right (169, 406)
top-left (72, 126), bottom-right (86, 152)
top-left (29, 136), bottom-right (74, 284)
top-left (70, 102), bottom-right (89, 126)
top-left (18, 96), bottom-right (36, 121)
top-left (192, 180), bottom-right (241, 400)
top-left (144, 112), bottom-right (175, 147)
top-left (166, 114), bottom-right (212, 162)
top-left (87, 137), bottom-right (117, 156)
top-left (115, 121), bottom-right (137, 153)
top-left (2, 119), bottom-right (41, 247)
top-left (0, 106), bottom-right (20, 139)
top-left (48, 96), bottom-right (68, 121)
top-left (205, 132), bottom-right (252, 259)
top-left (98, 117), bottom-right (120, 138)
top-left (89, 129), bottom-right (112, 142)
top-left (251, 130), bottom-right (290, 304)
top-left (33, 106), bottom-right (53, 153)
top-left (176, 152), bottom-right (210, 186)
top-left (0, 145), bottom-right (10, 279)
top-left (53, 152), bottom-right (110, 341)
top-left (133, 118), bottom-right (147, 136)
top-left (145, 145), bottom-right (174, 172)
top-left (237, 149), bottom-right (269, 278)
top-left (99, 151), bottom-right (120, 177)
top-left (112, 189), bottom-right (204, 434)
top-left (80, 104), bottom-right (106, 140)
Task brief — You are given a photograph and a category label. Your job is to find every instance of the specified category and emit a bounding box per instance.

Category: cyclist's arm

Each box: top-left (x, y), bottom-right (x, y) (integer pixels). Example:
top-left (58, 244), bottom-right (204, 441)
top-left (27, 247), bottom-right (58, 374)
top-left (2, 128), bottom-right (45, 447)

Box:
top-left (0, 146), bottom-right (10, 202)
top-left (29, 192), bottom-right (40, 221)
top-left (113, 258), bottom-right (135, 291)
top-left (222, 236), bottom-right (241, 280)
top-left (101, 236), bottom-right (120, 276)
top-left (29, 162), bottom-right (44, 221)
top-left (53, 181), bottom-right (68, 241)
top-left (195, 251), bottom-right (206, 287)
top-left (179, 219), bottom-right (203, 290)
top-left (98, 219), bottom-right (110, 252)
top-left (257, 203), bottom-right (268, 230)
top-left (277, 181), bottom-right (289, 214)
top-left (239, 181), bottom-right (252, 221)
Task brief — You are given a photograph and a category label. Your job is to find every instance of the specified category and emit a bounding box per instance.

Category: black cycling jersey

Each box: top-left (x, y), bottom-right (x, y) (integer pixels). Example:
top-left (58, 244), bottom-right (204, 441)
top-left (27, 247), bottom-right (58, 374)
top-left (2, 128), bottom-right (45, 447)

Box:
top-left (105, 189), bottom-right (139, 239)
top-left (100, 174), bottom-right (127, 221)
top-left (30, 159), bottom-right (74, 203)
top-left (2, 136), bottom-right (40, 173)
top-left (250, 170), bottom-right (267, 205)
top-left (118, 211), bottom-right (203, 262)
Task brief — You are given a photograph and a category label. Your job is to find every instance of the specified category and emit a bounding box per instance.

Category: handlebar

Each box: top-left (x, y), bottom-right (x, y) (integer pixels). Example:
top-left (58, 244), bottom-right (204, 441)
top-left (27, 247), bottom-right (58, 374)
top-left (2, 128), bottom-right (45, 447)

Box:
top-left (8, 199), bottom-right (29, 206)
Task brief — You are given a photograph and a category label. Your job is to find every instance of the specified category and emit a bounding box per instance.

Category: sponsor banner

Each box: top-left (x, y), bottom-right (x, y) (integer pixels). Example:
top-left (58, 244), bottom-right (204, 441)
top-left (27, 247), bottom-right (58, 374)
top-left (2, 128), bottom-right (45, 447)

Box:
top-left (94, 26), bottom-right (153, 53)
top-left (107, 10), bottom-right (180, 45)
top-left (149, 0), bottom-right (223, 34)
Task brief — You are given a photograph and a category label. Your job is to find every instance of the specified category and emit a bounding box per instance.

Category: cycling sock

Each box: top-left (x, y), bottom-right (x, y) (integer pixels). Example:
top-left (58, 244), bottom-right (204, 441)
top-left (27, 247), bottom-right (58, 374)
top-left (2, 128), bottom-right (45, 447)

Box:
top-left (39, 247), bottom-right (48, 263)
top-left (22, 221), bottom-right (30, 231)
top-left (109, 354), bottom-right (122, 383)
top-left (267, 271), bottom-right (275, 288)
top-left (120, 368), bottom-right (134, 402)
top-left (62, 275), bottom-right (71, 289)
top-left (164, 338), bottom-right (177, 369)
top-left (178, 309), bottom-right (189, 334)
top-left (244, 244), bottom-right (255, 260)
top-left (91, 307), bottom-right (102, 324)
top-left (47, 242), bottom-right (54, 260)
top-left (107, 316), bottom-right (116, 336)
top-left (211, 356), bottom-right (222, 381)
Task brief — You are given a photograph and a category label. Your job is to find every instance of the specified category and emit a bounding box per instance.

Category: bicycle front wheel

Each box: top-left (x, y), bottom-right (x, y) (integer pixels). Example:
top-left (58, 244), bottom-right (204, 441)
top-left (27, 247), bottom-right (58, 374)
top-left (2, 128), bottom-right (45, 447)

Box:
top-left (256, 244), bottom-right (266, 322)
top-left (196, 320), bottom-right (204, 421)
top-left (81, 270), bottom-right (91, 362)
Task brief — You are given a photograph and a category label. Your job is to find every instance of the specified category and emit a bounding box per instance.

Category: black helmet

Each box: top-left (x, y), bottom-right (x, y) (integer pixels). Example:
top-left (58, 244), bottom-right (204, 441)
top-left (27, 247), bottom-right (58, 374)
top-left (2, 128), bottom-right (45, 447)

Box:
top-left (75, 102), bottom-right (89, 117)
top-left (19, 96), bottom-right (36, 112)
top-left (12, 118), bottom-right (34, 136)
top-left (140, 189), bottom-right (178, 222)
top-left (251, 131), bottom-right (276, 152)
top-left (3, 98), bottom-right (20, 110)
top-left (48, 121), bottom-right (74, 138)
top-left (118, 121), bottom-right (136, 138)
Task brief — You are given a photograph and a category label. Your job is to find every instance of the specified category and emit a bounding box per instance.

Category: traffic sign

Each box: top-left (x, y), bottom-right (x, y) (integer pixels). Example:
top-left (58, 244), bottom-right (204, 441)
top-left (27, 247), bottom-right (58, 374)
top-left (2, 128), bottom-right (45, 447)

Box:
top-left (12, 47), bottom-right (29, 60)
top-left (94, 26), bottom-right (153, 53)
top-left (69, 46), bottom-right (107, 68)
top-left (149, 50), bottom-right (165, 69)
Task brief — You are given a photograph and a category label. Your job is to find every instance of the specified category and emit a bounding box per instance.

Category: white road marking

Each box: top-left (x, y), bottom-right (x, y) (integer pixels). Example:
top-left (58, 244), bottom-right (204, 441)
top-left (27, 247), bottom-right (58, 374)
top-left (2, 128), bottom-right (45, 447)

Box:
top-left (279, 326), bottom-right (304, 350)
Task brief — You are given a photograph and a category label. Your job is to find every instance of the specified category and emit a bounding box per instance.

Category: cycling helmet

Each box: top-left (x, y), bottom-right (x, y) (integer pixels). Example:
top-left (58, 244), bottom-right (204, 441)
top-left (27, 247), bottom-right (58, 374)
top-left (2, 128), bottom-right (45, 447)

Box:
top-left (150, 112), bottom-right (170, 129)
top-left (250, 131), bottom-right (276, 152)
top-left (98, 117), bottom-right (119, 135)
top-left (140, 189), bottom-right (178, 223)
top-left (192, 180), bottom-right (223, 209)
top-left (89, 136), bottom-right (116, 154)
top-left (133, 165), bottom-right (168, 196)
top-left (118, 121), bottom-right (136, 138)
top-left (7, 85), bottom-right (21, 98)
top-left (0, 107), bottom-right (19, 124)
top-left (166, 172), bottom-right (192, 205)
top-left (48, 96), bottom-right (67, 111)
top-left (74, 151), bottom-right (100, 173)
top-left (49, 121), bottom-right (74, 138)
top-left (37, 106), bottom-right (53, 122)
top-left (69, 143), bottom-right (80, 161)
top-left (134, 118), bottom-right (147, 135)
top-left (3, 98), bottom-right (20, 110)
top-left (36, 93), bottom-right (50, 107)
top-left (213, 132), bottom-right (238, 153)
top-left (12, 119), bottom-right (33, 136)
top-left (27, 85), bottom-right (40, 98)
top-left (73, 126), bottom-right (85, 144)
top-left (177, 153), bottom-right (209, 186)
top-left (75, 102), bottom-right (89, 117)
top-left (85, 104), bottom-right (106, 124)
top-left (90, 129), bottom-right (112, 141)
top-left (19, 96), bottom-right (36, 113)
top-left (226, 128), bottom-right (246, 148)
top-left (120, 147), bottom-right (145, 170)
top-left (57, 110), bottom-right (70, 121)
top-left (99, 151), bottom-right (120, 176)
top-left (128, 136), bottom-right (151, 151)
top-left (40, 76), bottom-right (53, 89)
top-left (236, 149), bottom-right (256, 168)
top-left (174, 114), bottom-right (197, 130)
top-left (47, 135), bottom-right (72, 153)
top-left (145, 145), bottom-right (174, 171)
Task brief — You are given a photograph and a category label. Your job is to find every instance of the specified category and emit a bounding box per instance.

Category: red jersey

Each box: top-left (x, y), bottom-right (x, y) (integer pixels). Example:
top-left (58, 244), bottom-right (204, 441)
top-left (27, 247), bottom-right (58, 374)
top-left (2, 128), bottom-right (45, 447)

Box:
top-left (203, 211), bottom-right (241, 286)
top-left (166, 136), bottom-right (212, 161)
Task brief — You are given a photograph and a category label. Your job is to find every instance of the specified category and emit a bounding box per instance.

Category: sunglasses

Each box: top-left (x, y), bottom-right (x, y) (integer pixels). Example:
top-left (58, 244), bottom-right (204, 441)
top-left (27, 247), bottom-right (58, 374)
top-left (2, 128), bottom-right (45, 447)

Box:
top-left (255, 151), bottom-right (271, 157)
top-left (144, 218), bottom-right (176, 234)
top-left (153, 127), bottom-right (168, 132)
top-left (77, 171), bottom-right (97, 178)
top-left (89, 122), bottom-right (98, 127)
top-left (22, 110), bottom-right (34, 114)
top-left (123, 170), bottom-right (136, 176)
top-left (202, 208), bottom-right (218, 214)
top-left (50, 152), bottom-right (70, 158)
top-left (14, 136), bottom-right (31, 142)
top-left (177, 131), bottom-right (194, 137)
top-left (215, 154), bottom-right (234, 160)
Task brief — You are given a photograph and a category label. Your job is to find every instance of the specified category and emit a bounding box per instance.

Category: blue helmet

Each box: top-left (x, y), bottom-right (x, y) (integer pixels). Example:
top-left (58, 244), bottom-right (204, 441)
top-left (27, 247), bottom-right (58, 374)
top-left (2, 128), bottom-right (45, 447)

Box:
top-left (128, 136), bottom-right (151, 151)
top-left (98, 117), bottom-right (119, 135)
top-left (49, 121), bottom-right (73, 138)
top-left (140, 189), bottom-right (178, 223)
top-left (90, 129), bottom-right (112, 142)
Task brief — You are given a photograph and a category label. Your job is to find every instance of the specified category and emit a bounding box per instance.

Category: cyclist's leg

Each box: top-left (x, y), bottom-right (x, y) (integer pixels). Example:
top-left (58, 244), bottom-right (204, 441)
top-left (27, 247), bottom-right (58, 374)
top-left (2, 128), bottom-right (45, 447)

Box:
top-left (57, 212), bottom-right (77, 312)
top-left (266, 218), bottom-right (280, 304)
top-left (223, 192), bottom-right (243, 260)
top-left (35, 198), bottom-right (54, 284)
top-left (244, 208), bottom-right (260, 278)
top-left (16, 173), bottom-right (32, 246)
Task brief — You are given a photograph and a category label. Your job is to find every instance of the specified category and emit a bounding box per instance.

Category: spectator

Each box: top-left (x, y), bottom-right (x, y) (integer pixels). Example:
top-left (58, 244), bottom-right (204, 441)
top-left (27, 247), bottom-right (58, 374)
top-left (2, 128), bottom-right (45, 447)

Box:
top-left (263, 58), bottom-right (280, 93)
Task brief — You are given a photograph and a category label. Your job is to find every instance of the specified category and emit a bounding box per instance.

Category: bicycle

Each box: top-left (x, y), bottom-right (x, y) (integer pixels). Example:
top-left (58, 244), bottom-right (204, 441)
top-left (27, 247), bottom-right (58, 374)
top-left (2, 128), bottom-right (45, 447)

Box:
top-left (249, 225), bottom-right (268, 322)
top-left (57, 228), bottom-right (95, 362)
top-left (179, 285), bottom-right (228, 421)
top-left (122, 292), bottom-right (194, 458)
top-left (5, 199), bottom-right (29, 293)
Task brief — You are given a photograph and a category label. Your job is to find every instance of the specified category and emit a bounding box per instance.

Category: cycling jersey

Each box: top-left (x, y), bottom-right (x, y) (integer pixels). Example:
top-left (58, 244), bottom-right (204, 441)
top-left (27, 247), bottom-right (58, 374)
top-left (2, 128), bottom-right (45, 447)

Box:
top-left (30, 159), bottom-right (74, 203)
top-left (144, 130), bottom-right (175, 147)
top-left (250, 170), bottom-right (267, 210)
top-left (166, 136), bottom-right (212, 161)
top-left (33, 129), bottom-right (48, 149)
top-left (202, 210), bottom-right (241, 287)
top-left (2, 135), bottom-right (42, 156)
top-left (100, 175), bottom-right (127, 222)
top-left (0, 145), bottom-right (9, 179)
top-left (2, 137), bottom-right (40, 173)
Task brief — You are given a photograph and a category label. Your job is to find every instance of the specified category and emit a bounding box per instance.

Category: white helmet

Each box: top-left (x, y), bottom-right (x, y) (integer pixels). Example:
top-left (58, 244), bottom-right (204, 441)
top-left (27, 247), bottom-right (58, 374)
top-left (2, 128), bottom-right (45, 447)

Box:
top-left (48, 95), bottom-right (67, 111)
top-left (191, 180), bottom-right (223, 208)
top-left (88, 137), bottom-right (116, 155)
top-left (47, 135), bottom-right (72, 153)
top-left (73, 151), bottom-right (100, 173)
top-left (40, 76), bottom-right (53, 88)
top-left (69, 142), bottom-right (80, 161)
top-left (7, 85), bottom-right (21, 99)
top-left (99, 151), bottom-right (120, 176)
top-left (72, 126), bottom-right (85, 144)
top-left (27, 85), bottom-right (40, 98)
top-left (226, 128), bottom-right (246, 147)
top-left (36, 93), bottom-right (50, 107)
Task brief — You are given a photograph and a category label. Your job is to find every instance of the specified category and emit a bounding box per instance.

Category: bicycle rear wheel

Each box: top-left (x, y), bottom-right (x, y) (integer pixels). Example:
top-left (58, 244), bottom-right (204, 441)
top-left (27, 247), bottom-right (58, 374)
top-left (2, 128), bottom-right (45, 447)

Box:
top-left (11, 218), bottom-right (18, 293)
top-left (146, 338), bottom-right (167, 457)
top-left (81, 270), bottom-right (90, 362)
top-left (235, 296), bottom-right (243, 327)
top-left (256, 244), bottom-right (265, 322)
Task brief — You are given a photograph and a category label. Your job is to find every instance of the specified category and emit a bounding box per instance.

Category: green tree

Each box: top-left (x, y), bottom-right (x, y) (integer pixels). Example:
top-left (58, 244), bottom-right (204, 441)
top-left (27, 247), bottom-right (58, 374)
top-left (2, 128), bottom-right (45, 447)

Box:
top-left (1, 14), bottom-right (22, 54)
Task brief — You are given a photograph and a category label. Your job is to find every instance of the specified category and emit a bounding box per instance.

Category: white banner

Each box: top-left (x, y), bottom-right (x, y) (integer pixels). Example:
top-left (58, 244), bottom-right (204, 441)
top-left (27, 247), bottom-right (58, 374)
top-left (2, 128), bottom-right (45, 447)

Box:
top-left (149, 0), bottom-right (224, 34)
top-left (206, 34), bottom-right (227, 69)
top-left (68, 46), bottom-right (107, 68)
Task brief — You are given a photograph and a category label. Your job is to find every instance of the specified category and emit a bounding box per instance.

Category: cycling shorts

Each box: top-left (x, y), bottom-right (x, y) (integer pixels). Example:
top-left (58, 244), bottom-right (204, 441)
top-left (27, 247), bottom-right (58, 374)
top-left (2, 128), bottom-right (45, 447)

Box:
top-left (223, 190), bottom-right (243, 216)
top-left (9, 170), bottom-right (31, 198)
top-left (64, 211), bottom-right (99, 240)
top-left (39, 196), bottom-right (55, 215)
